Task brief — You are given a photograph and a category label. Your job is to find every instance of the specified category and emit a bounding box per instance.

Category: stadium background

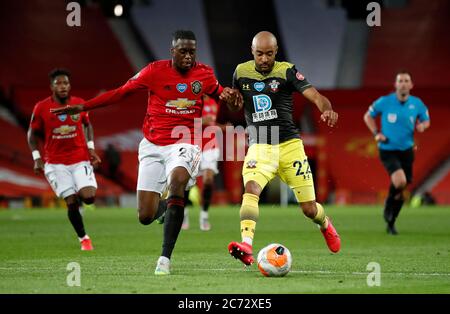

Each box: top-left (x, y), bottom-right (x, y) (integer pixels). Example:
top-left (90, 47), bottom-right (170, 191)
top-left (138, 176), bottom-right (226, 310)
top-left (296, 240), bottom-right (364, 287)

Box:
top-left (1, 0), bottom-right (449, 208)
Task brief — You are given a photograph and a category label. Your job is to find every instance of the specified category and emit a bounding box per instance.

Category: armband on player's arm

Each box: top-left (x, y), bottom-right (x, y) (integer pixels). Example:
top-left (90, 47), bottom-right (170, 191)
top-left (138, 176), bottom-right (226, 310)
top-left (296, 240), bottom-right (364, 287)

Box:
top-left (87, 141), bottom-right (95, 150)
top-left (27, 126), bottom-right (43, 161)
top-left (32, 150), bottom-right (41, 160)
top-left (31, 148), bottom-right (45, 173)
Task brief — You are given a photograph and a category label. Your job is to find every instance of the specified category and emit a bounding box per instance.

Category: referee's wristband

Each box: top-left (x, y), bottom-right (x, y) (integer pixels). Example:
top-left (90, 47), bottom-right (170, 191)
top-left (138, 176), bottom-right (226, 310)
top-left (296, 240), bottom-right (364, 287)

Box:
top-left (87, 141), bottom-right (95, 150)
top-left (32, 150), bottom-right (41, 161)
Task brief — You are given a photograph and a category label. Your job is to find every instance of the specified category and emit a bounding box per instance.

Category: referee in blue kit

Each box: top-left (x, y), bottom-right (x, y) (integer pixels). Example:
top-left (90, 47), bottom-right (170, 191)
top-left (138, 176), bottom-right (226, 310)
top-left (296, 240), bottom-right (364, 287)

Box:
top-left (364, 71), bottom-right (430, 235)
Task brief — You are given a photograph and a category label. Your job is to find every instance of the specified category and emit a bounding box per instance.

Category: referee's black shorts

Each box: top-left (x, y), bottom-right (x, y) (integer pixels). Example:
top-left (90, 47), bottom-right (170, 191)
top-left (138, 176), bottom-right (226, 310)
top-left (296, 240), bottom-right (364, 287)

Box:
top-left (379, 148), bottom-right (415, 183)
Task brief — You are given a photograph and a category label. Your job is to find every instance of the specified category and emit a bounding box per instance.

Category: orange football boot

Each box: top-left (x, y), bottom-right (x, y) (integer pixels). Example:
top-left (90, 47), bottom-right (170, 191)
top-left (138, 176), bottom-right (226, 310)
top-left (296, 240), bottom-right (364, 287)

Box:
top-left (321, 218), bottom-right (341, 253)
top-left (80, 237), bottom-right (94, 251)
top-left (228, 241), bottom-right (254, 266)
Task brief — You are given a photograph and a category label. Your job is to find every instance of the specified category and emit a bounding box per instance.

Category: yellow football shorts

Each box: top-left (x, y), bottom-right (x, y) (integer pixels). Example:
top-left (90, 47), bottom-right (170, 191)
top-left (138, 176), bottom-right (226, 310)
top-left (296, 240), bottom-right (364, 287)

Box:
top-left (242, 138), bottom-right (315, 203)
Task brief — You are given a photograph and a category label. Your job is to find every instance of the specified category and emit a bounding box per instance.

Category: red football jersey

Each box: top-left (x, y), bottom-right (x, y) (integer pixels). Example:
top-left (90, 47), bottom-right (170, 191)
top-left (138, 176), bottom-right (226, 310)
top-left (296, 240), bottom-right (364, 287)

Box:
top-left (84, 60), bottom-right (223, 146)
top-left (201, 96), bottom-right (219, 151)
top-left (30, 96), bottom-right (90, 165)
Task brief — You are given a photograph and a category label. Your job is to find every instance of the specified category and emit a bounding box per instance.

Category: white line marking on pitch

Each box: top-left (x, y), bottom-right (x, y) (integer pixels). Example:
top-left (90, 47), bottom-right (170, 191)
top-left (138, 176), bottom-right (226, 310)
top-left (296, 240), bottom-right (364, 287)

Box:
top-left (1, 267), bottom-right (449, 277)
top-left (193, 268), bottom-right (450, 277)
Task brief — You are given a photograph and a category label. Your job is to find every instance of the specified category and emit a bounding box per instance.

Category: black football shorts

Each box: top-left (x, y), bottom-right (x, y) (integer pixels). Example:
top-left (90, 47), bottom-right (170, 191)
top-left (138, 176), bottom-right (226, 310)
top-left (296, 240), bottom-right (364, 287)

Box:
top-left (379, 148), bottom-right (414, 183)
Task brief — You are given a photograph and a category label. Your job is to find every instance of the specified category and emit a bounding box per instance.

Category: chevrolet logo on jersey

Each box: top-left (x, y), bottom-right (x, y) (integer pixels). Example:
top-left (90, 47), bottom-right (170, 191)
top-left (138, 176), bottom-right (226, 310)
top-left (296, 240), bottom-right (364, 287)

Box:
top-left (166, 98), bottom-right (196, 110)
top-left (53, 125), bottom-right (76, 135)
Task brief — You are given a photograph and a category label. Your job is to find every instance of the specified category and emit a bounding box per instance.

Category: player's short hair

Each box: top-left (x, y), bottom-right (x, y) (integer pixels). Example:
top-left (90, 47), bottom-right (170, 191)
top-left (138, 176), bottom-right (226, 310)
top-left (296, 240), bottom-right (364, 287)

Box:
top-left (395, 70), bottom-right (412, 79)
top-left (172, 30), bottom-right (196, 46)
top-left (49, 68), bottom-right (71, 82)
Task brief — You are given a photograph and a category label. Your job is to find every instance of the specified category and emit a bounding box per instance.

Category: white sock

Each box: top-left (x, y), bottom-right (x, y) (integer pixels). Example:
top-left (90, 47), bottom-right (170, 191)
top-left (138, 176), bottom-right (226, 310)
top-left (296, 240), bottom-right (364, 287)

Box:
top-left (157, 256), bottom-right (170, 264)
top-left (200, 210), bottom-right (209, 220)
top-left (79, 234), bottom-right (90, 242)
top-left (242, 237), bottom-right (253, 246)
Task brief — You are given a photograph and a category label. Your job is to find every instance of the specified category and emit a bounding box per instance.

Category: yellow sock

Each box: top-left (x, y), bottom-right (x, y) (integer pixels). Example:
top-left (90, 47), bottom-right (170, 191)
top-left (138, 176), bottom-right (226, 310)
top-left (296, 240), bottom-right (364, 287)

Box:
top-left (313, 203), bottom-right (329, 230)
top-left (240, 193), bottom-right (259, 245)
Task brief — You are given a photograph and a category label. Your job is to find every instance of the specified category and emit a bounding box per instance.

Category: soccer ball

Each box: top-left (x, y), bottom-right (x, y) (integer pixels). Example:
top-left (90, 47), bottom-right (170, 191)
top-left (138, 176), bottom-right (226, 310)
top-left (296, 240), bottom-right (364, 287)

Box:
top-left (257, 243), bottom-right (292, 277)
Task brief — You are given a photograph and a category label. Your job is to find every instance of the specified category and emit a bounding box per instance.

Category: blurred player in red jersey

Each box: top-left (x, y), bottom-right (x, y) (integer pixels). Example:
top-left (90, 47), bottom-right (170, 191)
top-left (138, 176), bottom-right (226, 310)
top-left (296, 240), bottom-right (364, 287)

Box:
top-left (181, 95), bottom-right (223, 231)
top-left (51, 30), bottom-right (242, 275)
top-left (27, 69), bottom-right (101, 251)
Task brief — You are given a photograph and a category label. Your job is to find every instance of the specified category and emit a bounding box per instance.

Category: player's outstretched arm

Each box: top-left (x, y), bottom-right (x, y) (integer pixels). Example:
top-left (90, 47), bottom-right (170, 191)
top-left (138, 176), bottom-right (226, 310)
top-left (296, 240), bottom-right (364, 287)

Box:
top-left (302, 87), bottom-right (338, 127)
top-left (50, 85), bottom-right (133, 116)
top-left (51, 104), bottom-right (84, 115)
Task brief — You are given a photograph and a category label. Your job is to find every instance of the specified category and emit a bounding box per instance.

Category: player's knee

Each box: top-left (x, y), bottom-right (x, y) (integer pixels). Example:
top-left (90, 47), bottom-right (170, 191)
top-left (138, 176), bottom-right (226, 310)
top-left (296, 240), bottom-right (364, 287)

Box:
top-left (137, 205), bottom-right (156, 225)
top-left (78, 188), bottom-right (96, 203)
top-left (138, 216), bottom-right (152, 225)
top-left (245, 181), bottom-right (262, 196)
top-left (394, 180), bottom-right (407, 190)
top-left (65, 195), bottom-right (79, 209)
top-left (300, 201), bottom-right (316, 218)
top-left (82, 196), bottom-right (95, 205)
top-left (392, 173), bottom-right (407, 190)
top-left (138, 211), bottom-right (153, 225)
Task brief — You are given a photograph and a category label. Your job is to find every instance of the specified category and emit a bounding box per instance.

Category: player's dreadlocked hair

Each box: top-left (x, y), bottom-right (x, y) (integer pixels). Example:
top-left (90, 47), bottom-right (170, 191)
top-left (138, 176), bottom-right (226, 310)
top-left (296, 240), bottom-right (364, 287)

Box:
top-left (172, 30), bottom-right (196, 46)
top-left (49, 68), bottom-right (71, 82)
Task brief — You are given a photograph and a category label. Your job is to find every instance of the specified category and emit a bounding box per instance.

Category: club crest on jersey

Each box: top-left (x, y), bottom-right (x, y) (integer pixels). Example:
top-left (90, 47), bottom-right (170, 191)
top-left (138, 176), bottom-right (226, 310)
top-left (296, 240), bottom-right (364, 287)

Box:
top-left (246, 159), bottom-right (257, 169)
top-left (176, 83), bottom-right (188, 93)
top-left (70, 114), bottom-right (80, 122)
top-left (269, 80), bottom-right (280, 92)
top-left (58, 114), bottom-right (67, 122)
top-left (191, 80), bottom-right (202, 95)
top-left (254, 82), bottom-right (265, 92)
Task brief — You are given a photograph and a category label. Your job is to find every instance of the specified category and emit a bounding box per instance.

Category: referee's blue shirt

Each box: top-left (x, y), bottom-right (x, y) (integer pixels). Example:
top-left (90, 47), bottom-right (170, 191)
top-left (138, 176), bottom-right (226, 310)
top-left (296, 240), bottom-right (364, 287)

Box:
top-left (369, 93), bottom-right (430, 151)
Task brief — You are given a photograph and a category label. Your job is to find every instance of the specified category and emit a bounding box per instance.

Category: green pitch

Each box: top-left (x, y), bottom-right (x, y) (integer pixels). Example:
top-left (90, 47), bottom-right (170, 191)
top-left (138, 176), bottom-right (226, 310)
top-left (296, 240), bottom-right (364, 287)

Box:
top-left (1, 205), bottom-right (449, 293)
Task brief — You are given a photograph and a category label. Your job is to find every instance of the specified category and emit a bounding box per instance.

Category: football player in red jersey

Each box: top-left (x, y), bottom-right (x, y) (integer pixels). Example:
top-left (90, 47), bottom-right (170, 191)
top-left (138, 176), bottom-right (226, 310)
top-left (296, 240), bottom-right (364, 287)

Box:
top-left (27, 69), bottom-right (101, 251)
top-left (51, 30), bottom-right (242, 275)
